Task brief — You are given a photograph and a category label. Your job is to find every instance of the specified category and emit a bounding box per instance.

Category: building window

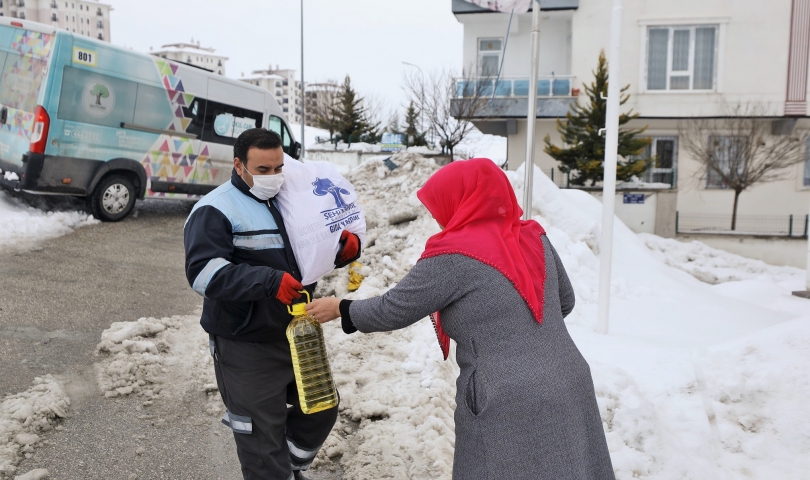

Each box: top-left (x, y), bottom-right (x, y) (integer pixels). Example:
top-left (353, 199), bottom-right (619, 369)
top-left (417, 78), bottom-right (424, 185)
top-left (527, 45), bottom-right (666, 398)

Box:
top-left (633, 137), bottom-right (678, 186)
top-left (18, 0), bottom-right (24, 7)
top-left (97, 32), bottom-right (103, 40)
top-left (706, 136), bottom-right (745, 188)
top-left (18, 11), bottom-right (25, 19)
top-left (97, 20), bottom-right (102, 28)
top-left (51, 13), bottom-right (57, 21)
top-left (646, 25), bottom-right (717, 91)
top-left (478, 37), bottom-right (503, 77)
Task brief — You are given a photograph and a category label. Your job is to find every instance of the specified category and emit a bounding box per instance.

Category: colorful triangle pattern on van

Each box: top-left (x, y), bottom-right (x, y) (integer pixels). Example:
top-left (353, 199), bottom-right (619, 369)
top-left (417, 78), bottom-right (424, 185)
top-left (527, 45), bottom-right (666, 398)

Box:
top-left (143, 58), bottom-right (226, 198)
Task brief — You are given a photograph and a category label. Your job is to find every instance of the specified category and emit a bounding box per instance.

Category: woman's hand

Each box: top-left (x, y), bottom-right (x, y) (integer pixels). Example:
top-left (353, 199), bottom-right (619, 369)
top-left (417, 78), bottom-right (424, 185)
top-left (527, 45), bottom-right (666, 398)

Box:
top-left (306, 297), bottom-right (342, 324)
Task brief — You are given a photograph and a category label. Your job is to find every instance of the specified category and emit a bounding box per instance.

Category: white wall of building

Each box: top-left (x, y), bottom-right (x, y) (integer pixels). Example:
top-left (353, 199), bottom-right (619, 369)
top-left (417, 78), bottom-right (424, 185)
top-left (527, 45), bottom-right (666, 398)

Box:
top-left (459, 11), bottom-right (572, 77)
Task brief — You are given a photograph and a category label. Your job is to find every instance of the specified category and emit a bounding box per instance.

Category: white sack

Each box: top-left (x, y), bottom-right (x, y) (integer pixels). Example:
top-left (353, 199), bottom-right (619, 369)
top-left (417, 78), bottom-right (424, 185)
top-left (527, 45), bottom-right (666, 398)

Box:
top-left (275, 155), bottom-right (366, 285)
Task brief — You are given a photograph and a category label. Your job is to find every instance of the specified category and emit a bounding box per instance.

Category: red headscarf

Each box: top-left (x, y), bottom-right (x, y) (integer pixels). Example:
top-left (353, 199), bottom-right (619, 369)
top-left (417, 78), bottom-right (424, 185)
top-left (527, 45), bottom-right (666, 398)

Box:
top-left (417, 159), bottom-right (547, 360)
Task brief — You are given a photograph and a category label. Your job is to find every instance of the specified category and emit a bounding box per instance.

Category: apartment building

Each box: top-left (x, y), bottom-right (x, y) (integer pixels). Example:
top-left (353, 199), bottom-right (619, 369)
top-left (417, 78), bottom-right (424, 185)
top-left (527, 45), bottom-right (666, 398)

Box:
top-left (151, 40), bottom-right (227, 76)
top-left (452, 0), bottom-right (810, 222)
top-left (304, 81), bottom-right (340, 129)
top-left (1, 0), bottom-right (111, 41)
top-left (240, 65), bottom-right (302, 125)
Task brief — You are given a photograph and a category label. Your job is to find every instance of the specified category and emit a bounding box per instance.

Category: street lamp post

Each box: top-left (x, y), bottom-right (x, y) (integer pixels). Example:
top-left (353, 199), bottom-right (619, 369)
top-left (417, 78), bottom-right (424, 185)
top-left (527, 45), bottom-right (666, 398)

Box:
top-left (300, 0), bottom-right (305, 159)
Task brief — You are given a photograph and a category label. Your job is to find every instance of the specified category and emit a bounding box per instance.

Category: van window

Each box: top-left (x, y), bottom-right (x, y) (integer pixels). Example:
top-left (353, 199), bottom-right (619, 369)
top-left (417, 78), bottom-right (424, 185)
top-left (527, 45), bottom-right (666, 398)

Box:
top-left (57, 66), bottom-right (137, 128)
top-left (267, 115), bottom-right (294, 155)
top-left (132, 83), bottom-right (171, 129)
top-left (0, 51), bottom-right (48, 113)
top-left (181, 97), bottom-right (207, 138)
top-left (201, 100), bottom-right (262, 146)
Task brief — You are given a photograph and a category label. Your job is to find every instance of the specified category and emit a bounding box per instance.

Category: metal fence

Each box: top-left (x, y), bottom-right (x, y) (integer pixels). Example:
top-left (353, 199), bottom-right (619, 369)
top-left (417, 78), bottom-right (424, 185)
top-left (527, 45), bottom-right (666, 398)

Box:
top-left (676, 212), bottom-right (809, 237)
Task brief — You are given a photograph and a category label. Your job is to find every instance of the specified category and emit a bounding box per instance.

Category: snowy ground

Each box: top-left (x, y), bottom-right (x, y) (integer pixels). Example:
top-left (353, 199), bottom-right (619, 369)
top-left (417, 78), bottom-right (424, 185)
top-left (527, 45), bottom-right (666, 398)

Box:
top-left (6, 153), bottom-right (807, 479)
top-left (0, 192), bottom-right (96, 255)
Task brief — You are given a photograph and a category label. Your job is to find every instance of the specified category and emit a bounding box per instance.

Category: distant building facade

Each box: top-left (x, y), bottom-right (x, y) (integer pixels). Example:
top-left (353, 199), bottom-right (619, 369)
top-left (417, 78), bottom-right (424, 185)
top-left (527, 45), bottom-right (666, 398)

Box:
top-left (240, 65), bottom-right (302, 125)
top-left (304, 81), bottom-right (340, 129)
top-left (151, 40), bottom-right (227, 76)
top-left (1, 0), bottom-right (112, 41)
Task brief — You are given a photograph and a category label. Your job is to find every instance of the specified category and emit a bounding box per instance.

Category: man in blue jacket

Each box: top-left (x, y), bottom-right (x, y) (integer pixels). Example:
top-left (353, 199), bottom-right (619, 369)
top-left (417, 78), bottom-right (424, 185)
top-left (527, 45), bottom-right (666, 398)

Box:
top-left (184, 128), bottom-right (360, 480)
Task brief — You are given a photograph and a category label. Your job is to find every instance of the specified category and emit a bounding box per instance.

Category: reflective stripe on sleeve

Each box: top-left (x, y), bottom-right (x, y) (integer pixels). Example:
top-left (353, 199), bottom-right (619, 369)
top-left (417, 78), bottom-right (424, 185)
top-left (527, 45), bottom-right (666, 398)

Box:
top-left (192, 257), bottom-right (230, 297)
top-left (221, 410), bottom-right (252, 434)
top-left (233, 234), bottom-right (284, 250)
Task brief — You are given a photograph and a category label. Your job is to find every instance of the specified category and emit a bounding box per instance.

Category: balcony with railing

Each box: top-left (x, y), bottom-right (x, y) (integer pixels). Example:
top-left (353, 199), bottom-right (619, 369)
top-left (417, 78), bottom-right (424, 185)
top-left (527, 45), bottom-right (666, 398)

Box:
top-left (451, 75), bottom-right (577, 119)
top-left (454, 75), bottom-right (575, 99)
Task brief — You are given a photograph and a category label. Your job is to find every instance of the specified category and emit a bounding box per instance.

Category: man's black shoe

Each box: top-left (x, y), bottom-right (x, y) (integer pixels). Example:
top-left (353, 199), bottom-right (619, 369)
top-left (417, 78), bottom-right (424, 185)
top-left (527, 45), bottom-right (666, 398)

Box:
top-left (293, 471), bottom-right (310, 480)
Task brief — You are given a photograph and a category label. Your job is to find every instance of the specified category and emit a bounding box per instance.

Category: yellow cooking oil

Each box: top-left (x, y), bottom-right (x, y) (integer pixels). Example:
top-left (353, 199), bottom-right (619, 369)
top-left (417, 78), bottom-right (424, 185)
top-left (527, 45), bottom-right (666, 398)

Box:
top-left (286, 291), bottom-right (338, 414)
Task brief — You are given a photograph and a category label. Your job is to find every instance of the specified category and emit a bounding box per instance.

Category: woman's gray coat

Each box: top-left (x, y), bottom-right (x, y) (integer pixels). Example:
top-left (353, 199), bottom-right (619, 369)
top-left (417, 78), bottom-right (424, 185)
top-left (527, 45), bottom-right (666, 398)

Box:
top-left (347, 235), bottom-right (615, 480)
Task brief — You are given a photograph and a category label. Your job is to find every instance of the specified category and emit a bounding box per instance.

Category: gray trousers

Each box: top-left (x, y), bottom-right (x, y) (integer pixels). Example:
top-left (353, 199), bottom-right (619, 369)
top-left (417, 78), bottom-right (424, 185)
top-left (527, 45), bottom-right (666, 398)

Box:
top-left (210, 335), bottom-right (339, 480)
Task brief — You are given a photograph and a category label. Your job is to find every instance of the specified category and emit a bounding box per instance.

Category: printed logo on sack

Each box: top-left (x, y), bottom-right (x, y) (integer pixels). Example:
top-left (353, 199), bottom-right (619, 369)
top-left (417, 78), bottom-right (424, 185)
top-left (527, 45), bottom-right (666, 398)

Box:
top-left (314, 178), bottom-right (360, 233)
top-left (313, 177), bottom-right (350, 208)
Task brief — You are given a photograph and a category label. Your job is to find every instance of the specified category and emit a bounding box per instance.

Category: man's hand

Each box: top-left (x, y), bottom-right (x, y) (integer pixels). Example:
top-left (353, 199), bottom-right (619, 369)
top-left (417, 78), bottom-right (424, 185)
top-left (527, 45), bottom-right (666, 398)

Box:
top-left (305, 297), bottom-right (342, 324)
top-left (276, 273), bottom-right (304, 305)
top-left (336, 231), bottom-right (360, 265)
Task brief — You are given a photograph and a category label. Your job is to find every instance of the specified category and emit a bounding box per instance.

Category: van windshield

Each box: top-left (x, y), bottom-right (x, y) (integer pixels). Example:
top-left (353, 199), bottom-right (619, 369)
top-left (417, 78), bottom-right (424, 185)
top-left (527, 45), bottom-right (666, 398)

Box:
top-left (0, 30), bottom-right (54, 114)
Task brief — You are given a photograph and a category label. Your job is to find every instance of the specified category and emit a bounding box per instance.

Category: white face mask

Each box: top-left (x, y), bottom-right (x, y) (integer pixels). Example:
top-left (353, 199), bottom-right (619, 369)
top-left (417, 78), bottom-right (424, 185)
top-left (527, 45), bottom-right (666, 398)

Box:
top-left (244, 168), bottom-right (284, 200)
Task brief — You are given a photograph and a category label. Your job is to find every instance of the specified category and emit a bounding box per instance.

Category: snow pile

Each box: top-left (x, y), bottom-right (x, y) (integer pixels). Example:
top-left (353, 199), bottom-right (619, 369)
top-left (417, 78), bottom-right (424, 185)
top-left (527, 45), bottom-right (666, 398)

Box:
top-left (0, 192), bottom-right (97, 255)
top-left (640, 233), bottom-right (805, 286)
top-left (703, 317), bottom-right (810, 478)
top-left (0, 377), bottom-right (69, 479)
top-left (95, 315), bottom-right (220, 415)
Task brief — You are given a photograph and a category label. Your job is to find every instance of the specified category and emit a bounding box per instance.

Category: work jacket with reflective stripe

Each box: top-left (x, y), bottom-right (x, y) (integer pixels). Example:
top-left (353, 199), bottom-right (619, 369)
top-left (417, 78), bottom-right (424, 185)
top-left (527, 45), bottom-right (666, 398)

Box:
top-left (183, 169), bottom-right (312, 342)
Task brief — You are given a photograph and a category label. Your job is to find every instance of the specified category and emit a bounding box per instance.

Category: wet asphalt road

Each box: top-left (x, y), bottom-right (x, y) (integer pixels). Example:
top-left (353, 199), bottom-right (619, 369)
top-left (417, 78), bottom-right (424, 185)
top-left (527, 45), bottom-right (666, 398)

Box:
top-left (0, 198), bottom-right (339, 480)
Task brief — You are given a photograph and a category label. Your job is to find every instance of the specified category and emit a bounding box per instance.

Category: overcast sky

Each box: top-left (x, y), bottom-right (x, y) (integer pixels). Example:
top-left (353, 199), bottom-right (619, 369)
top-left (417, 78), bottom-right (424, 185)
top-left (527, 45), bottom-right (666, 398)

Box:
top-left (106, 0), bottom-right (464, 116)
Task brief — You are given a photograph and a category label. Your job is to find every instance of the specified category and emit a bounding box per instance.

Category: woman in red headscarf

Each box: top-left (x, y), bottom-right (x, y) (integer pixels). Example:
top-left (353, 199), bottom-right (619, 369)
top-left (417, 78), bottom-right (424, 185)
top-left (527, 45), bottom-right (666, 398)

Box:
top-left (307, 159), bottom-right (614, 480)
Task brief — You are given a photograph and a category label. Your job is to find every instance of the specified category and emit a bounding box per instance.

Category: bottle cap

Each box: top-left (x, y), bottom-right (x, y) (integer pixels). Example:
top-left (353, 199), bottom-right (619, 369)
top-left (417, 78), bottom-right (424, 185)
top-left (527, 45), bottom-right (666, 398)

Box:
top-left (287, 290), bottom-right (311, 316)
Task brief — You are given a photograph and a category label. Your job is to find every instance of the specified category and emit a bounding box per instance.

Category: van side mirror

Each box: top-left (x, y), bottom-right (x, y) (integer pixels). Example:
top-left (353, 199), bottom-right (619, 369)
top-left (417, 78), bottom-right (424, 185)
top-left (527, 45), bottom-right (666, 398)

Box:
top-left (291, 141), bottom-right (302, 160)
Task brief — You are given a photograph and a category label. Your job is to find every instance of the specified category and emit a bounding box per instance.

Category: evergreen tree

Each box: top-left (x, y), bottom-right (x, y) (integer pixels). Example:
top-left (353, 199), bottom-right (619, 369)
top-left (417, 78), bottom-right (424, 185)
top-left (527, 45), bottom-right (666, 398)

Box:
top-left (543, 51), bottom-right (651, 186)
top-left (403, 101), bottom-right (427, 146)
top-left (334, 75), bottom-right (376, 145)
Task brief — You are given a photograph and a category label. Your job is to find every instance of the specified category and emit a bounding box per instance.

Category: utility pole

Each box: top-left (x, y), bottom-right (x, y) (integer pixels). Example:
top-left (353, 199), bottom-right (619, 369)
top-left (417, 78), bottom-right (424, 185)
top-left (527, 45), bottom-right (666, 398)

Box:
top-left (521, 0), bottom-right (541, 220)
top-left (793, 197), bottom-right (810, 298)
top-left (596, 0), bottom-right (624, 334)
top-left (300, 0), bottom-right (305, 159)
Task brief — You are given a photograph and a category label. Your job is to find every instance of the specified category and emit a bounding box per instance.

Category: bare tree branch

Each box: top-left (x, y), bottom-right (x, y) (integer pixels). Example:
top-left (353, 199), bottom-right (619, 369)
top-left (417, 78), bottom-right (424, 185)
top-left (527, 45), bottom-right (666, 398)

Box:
top-left (678, 101), bottom-right (807, 229)
top-left (402, 67), bottom-right (495, 158)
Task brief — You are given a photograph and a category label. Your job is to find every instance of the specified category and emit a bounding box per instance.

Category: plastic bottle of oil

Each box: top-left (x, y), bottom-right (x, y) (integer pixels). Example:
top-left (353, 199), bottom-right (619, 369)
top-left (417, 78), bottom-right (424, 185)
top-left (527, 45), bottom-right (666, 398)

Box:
top-left (286, 290), bottom-right (338, 414)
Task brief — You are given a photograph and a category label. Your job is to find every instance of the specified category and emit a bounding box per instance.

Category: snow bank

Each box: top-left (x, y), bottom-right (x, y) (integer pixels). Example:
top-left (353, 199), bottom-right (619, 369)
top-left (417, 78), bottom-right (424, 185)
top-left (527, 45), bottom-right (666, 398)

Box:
top-left (95, 315), bottom-right (220, 415)
top-left (0, 377), bottom-right (69, 479)
top-left (640, 233), bottom-right (804, 286)
top-left (0, 192), bottom-right (97, 255)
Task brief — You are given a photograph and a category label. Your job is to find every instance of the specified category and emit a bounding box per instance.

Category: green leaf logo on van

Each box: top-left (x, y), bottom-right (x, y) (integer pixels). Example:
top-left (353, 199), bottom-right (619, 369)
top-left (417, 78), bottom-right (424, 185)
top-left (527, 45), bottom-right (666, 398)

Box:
top-left (82, 81), bottom-right (115, 118)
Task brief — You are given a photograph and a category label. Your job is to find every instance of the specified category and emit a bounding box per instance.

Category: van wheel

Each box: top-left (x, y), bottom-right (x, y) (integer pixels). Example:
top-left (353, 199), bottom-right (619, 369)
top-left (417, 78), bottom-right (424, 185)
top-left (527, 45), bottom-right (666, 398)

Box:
top-left (88, 174), bottom-right (136, 222)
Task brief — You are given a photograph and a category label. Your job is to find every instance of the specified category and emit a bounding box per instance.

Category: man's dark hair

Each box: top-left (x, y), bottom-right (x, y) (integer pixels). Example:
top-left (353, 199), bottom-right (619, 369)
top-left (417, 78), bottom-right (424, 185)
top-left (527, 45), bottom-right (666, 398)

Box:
top-left (234, 128), bottom-right (282, 165)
